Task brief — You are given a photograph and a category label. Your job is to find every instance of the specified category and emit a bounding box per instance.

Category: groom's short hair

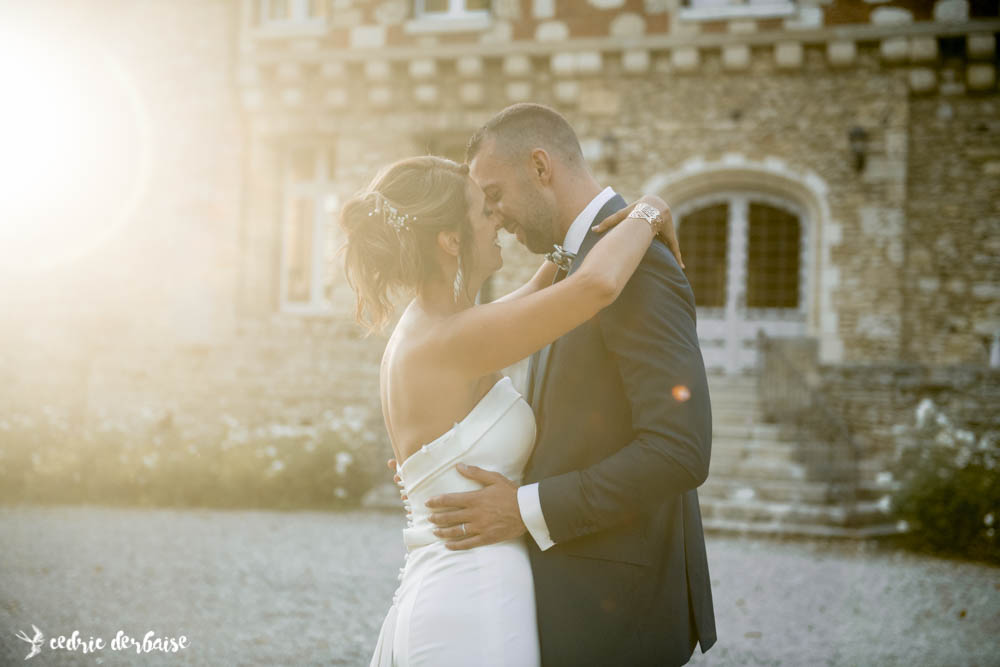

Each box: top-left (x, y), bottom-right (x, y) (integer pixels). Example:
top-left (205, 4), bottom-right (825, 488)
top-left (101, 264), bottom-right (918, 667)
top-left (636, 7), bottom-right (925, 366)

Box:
top-left (466, 103), bottom-right (585, 168)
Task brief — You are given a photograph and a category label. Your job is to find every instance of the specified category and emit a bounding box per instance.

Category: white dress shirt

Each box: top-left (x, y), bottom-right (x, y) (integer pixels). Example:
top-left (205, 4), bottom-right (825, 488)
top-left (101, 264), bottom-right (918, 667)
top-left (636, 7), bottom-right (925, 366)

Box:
top-left (516, 186), bottom-right (617, 551)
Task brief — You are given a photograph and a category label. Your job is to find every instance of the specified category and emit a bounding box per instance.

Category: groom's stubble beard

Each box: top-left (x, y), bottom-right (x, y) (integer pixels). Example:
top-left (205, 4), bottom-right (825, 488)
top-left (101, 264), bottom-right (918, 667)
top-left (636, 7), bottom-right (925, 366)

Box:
top-left (513, 183), bottom-right (560, 255)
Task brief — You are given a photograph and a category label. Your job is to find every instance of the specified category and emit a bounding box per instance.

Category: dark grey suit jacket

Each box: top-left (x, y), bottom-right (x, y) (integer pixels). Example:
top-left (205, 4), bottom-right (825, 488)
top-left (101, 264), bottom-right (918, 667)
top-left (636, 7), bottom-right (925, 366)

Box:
top-left (524, 194), bottom-right (716, 666)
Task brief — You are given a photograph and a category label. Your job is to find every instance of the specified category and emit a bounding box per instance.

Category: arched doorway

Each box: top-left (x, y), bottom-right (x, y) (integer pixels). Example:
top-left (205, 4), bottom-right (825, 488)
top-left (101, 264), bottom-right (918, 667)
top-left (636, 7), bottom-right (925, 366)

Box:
top-left (677, 192), bottom-right (808, 373)
top-left (645, 155), bottom-right (833, 371)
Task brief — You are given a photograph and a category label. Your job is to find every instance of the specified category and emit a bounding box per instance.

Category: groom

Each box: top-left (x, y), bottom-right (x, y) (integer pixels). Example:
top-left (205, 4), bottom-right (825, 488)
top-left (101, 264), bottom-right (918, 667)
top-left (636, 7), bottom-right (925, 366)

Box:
top-left (425, 103), bottom-right (716, 666)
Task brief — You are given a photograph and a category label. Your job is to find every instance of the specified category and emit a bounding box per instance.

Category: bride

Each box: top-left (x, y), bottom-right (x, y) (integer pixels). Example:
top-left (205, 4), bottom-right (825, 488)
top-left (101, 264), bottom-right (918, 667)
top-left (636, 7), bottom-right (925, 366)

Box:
top-left (338, 155), bottom-right (673, 667)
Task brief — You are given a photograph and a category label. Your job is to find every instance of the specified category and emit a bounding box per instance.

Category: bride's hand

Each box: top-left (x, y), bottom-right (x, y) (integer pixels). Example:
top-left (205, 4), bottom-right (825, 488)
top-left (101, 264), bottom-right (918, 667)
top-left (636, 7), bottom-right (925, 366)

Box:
top-left (592, 195), bottom-right (684, 269)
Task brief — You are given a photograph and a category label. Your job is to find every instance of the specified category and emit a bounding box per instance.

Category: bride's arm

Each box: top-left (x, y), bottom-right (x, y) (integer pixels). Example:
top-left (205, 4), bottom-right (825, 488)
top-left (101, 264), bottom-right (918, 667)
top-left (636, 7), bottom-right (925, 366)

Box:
top-left (428, 199), bottom-right (664, 379)
top-left (491, 260), bottom-right (559, 304)
top-left (596, 196), bottom-right (683, 268)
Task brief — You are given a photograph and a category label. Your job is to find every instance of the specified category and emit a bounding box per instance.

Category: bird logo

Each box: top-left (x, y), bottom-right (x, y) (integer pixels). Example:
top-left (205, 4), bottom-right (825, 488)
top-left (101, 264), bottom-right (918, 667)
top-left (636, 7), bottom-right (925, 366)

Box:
top-left (14, 624), bottom-right (44, 660)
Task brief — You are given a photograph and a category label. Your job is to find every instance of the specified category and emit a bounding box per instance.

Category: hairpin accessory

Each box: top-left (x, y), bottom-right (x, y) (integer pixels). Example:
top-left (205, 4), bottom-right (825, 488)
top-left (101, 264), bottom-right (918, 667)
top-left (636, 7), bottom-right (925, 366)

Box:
top-left (366, 191), bottom-right (414, 232)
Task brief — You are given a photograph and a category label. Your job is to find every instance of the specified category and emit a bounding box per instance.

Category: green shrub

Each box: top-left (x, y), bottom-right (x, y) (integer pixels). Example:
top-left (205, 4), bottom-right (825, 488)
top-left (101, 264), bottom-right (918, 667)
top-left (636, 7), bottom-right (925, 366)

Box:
top-left (890, 399), bottom-right (1000, 564)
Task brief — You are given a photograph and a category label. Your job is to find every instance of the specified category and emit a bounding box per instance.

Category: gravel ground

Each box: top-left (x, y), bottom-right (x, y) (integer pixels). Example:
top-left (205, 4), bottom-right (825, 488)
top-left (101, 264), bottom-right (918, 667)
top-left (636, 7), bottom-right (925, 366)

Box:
top-left (0, 505), bottom-right (997, 666)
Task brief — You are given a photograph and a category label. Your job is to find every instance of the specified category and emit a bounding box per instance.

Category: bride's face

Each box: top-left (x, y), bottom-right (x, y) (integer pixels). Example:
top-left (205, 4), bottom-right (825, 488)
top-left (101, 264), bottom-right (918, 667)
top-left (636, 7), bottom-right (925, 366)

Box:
top-left (464, 177), bottom-right (504, 280)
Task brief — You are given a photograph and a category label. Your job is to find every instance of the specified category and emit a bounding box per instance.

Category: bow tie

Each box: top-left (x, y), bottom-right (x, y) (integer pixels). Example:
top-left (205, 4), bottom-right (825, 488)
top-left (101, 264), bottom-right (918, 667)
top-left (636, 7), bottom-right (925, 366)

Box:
top-left (545, 244), bottom-right (576, 272)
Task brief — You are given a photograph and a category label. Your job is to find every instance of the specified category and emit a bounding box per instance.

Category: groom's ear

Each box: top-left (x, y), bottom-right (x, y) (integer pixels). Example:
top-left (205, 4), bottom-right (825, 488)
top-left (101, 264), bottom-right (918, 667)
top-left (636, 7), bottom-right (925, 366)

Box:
top-left (530, 148), bottom-right (553, 186)
top-left (436, 229), bottom-right (461, 257)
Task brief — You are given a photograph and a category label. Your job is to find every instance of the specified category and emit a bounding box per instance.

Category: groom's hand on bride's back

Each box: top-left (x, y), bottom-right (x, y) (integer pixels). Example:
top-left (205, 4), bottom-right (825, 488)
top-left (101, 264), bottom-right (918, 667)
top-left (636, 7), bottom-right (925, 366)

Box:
top-left (593, 195), bottom-right (684, 269)
top-left (425, 464), bottom-right (526, 550)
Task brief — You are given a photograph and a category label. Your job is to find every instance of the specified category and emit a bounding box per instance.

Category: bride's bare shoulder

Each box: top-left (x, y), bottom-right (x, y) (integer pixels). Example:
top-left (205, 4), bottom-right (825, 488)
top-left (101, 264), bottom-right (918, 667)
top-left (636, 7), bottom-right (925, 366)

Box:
top-left (389, 302), bottom-right (465, 358)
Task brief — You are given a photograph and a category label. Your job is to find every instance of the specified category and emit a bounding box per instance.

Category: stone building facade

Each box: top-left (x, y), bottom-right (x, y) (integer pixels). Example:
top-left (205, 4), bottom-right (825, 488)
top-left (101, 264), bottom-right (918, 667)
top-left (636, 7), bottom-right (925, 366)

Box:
top-left (2, 0), bottom-right (998, 528)
top-left (230, 0), bottom-right (999, 369)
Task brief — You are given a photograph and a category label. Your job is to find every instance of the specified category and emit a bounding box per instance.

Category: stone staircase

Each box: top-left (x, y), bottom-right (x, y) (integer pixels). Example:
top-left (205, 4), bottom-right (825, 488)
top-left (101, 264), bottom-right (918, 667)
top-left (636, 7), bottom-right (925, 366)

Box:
top-left (700, 374), bottom-right (900, 539)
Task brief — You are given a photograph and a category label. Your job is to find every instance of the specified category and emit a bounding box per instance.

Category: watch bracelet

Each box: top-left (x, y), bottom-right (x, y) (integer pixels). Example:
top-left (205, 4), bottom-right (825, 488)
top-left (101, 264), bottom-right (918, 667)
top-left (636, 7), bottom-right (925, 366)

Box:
top-left (626, 204), bottom-right (664, 236)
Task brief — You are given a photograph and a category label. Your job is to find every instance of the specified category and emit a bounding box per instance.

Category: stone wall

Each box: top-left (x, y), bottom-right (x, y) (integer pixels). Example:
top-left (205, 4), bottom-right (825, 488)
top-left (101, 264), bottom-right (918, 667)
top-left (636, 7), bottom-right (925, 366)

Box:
top-left (255, 47), bottom-right (914, 364)
top-left (818, 363), bottom-right (1000, 470)
top-left (904, 93), bottom-right (1000, 364)
top-left (235, 1), bottom-right (1000, 368)
top-left (2, 0), bottom-right (998, 490)
top-left (759, 336), bottom-right (1000, 483)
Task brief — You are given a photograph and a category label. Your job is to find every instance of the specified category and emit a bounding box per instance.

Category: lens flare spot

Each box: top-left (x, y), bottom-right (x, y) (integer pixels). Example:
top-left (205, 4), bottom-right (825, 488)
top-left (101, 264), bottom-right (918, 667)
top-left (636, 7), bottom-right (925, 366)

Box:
top-left (672, 385), bottom-right (691, 402)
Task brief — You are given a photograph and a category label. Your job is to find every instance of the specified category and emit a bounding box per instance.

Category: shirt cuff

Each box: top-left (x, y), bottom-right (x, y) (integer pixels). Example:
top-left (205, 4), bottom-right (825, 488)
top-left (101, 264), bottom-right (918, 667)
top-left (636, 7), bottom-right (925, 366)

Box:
top-left (517, 483), bottom-right (555, 551)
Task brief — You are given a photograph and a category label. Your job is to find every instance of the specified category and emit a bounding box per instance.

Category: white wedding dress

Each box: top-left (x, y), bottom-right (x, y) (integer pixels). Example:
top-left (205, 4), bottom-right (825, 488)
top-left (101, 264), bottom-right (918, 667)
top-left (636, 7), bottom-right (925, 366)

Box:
top-left (369, 376), bottom-right (541, 667)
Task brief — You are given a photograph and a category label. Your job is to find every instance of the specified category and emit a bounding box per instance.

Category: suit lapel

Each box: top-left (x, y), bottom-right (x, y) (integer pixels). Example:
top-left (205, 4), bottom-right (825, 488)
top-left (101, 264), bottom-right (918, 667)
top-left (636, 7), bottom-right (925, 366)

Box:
top-left (527, 350), bottom-right (540, 406)
top-left (529, 267), bottom-right (562, 408)
top-left (529, 194), bottom-right (628, 413)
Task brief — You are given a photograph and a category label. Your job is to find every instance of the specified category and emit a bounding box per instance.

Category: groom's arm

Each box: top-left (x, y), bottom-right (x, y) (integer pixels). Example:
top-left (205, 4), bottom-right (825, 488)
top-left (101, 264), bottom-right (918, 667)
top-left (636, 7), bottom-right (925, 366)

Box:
top-left (535, 241), bottom-right (712, 546)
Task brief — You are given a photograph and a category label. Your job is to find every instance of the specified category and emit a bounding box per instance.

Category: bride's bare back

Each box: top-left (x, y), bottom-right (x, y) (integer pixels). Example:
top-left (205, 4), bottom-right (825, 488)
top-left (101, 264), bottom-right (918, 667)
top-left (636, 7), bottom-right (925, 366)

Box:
top-left (380, 301), bottom-right (503, 467)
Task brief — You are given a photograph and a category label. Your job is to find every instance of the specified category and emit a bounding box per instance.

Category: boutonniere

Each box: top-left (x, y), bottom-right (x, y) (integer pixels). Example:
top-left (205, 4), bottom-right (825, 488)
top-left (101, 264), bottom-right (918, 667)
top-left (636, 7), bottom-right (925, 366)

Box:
top-left (545, 244), bottom-right (576, 272)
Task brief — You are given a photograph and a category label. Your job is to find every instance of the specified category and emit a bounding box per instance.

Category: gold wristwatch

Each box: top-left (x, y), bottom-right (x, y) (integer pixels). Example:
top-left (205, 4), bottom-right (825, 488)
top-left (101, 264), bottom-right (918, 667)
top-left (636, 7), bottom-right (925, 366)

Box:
top-left (626, 202), bottom-right (664, 236)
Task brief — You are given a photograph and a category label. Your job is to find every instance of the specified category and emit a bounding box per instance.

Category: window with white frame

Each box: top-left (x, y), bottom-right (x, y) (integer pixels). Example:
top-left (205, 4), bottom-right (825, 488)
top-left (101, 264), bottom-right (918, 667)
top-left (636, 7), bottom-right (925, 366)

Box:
top-left (680, 0), bottom-right (796, 20)
top-left (407, 0), bottom-right (491, 32)
top-left (254, 0), bottom-right (325, 30)
top-left (415, 0), bottom-right (490, 19)
top-left (279, 142), bottom-right (340, 314)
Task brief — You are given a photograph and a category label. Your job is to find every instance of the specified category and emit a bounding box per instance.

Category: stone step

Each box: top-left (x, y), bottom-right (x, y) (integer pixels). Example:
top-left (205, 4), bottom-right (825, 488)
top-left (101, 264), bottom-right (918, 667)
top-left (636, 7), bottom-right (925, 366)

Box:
top-left (712, 455), bottom-right (862, 480)
top-left (712, 423), bottom-right (799, 442)
top-left (708, 457), bottom-right (808, 480)
top-left (698, 497), bottom-right (892, 527)
top-left (710, 447), bottom-right (798, 469)
top-left (701, 517), bottom-right (904, 540)
top-left (706, 373), bottom-right (758, 387)
top-left (710, 440), bottom-right (857, 468)
top-left (700, 477), bottom-right (871, 504)
top-left (707, 390), bottom-right (759, 403)
top-left (710, 407), bottom-right (763, 426)
top-left (708, 382), bottom-right (760, 401)
top-left (698, 374), bottom-right (901, 539)
top-left (711, 436), bottom-right (823, 452)
top-left (707, 390), bottom-right (760, 406)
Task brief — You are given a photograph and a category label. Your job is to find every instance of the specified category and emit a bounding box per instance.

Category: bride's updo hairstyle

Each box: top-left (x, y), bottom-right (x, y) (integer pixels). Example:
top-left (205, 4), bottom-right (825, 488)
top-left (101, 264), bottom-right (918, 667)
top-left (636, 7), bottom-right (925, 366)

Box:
top-left (339, 156), bottom-right (476, 334)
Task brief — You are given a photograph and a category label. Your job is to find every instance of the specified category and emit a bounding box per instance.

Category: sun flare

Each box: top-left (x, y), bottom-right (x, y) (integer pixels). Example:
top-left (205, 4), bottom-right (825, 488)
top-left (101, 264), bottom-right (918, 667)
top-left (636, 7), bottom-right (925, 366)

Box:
top-left (0, 24), bottom-right (152, 272)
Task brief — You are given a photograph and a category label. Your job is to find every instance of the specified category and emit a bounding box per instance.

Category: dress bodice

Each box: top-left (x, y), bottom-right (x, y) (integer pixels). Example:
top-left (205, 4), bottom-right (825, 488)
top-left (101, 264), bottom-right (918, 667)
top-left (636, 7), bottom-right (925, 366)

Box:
top-left (395, 376), bottom-right (537, 551)
top-left (372, 375), bottom-right (541, 667)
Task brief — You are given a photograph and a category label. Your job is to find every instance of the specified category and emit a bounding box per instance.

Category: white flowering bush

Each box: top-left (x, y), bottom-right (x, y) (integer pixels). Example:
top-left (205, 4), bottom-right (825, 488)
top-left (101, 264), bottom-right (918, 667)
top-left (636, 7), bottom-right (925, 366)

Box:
top-left (0, 404), bottom-right (389, 510)
top-left (890, 398), bottom-right (999, 563)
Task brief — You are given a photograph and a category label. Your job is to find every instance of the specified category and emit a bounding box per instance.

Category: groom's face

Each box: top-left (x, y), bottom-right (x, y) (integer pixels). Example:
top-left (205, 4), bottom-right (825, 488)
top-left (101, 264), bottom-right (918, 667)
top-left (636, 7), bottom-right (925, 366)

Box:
top-left (469, 138), bottom-right (558, 255)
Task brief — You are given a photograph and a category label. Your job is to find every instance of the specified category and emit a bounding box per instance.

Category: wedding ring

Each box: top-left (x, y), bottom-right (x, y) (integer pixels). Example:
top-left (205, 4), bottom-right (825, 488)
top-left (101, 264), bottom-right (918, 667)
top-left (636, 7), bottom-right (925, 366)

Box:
top-left (461, 523), bottom-right (467, 536)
